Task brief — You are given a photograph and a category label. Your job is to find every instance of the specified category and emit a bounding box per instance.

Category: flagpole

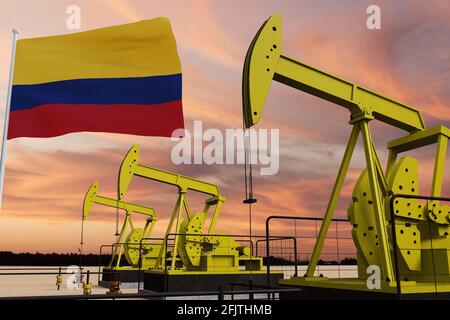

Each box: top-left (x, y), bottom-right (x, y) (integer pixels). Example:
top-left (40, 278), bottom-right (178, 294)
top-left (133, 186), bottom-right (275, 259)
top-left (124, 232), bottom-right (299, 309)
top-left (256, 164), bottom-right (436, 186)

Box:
top-left (0, 29), bottom-right (19, 210)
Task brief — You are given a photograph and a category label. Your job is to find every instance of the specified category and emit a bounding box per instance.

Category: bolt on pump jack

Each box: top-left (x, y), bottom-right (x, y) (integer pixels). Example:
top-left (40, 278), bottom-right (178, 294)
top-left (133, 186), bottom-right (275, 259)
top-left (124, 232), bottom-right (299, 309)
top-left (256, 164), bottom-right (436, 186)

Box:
top-left (244, 14), bottom-right (450, 297)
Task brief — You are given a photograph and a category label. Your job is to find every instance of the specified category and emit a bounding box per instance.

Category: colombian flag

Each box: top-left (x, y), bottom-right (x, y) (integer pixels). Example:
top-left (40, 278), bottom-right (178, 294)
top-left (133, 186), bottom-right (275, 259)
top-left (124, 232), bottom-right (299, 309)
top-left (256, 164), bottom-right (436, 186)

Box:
top-left (8, 18), bottom-right (184, 139)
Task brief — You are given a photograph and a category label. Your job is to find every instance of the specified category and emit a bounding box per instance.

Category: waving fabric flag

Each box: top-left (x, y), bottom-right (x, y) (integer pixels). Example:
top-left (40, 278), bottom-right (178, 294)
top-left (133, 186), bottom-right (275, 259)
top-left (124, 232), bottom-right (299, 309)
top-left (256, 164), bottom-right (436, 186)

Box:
top-left (8, 18), bottom-right (184, 139)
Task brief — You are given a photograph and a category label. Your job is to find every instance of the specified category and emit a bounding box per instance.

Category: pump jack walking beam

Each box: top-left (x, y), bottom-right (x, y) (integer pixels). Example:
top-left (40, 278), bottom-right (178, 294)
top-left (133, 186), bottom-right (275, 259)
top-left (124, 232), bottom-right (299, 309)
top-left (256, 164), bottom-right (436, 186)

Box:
top-left (83, 181), bottom-right (157, 221)
top-left (243, 14), bottom-right (425, 133)
top-left (242, 15), bottom-right (432, 282)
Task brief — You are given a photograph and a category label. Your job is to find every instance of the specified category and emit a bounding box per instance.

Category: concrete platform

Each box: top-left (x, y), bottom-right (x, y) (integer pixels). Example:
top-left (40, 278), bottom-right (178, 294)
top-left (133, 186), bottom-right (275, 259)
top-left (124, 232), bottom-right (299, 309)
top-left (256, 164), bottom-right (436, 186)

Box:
top-left (143, 270), bottom-right (284, 292)
top-left (279, 277), bottom-right (450, 300)
top-left (101, 267), bottom-right (144, 283)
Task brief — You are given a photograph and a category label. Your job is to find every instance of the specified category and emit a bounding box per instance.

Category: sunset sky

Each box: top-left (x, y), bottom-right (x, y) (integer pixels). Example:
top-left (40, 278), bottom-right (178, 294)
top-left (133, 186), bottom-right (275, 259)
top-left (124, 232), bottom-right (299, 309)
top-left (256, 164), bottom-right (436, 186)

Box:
top-left (0, 0), bottom-right (449, 255)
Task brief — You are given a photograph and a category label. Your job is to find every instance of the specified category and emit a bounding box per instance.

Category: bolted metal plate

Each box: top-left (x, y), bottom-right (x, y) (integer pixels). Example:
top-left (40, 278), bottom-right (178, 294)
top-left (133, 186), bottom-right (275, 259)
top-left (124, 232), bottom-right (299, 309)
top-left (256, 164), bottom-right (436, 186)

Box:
top-left (118, 144), bottom-right (140, 200)
top-left (243, 14), bottom-right (282, 128)
top-left (124, 228), bottom-right (143, 266)
top-left (83, 181), bottom-right (98, 220)
top-left (387, 157), bottom-right (423, 271)
top-left (348, 169), bottom-right (382, 268)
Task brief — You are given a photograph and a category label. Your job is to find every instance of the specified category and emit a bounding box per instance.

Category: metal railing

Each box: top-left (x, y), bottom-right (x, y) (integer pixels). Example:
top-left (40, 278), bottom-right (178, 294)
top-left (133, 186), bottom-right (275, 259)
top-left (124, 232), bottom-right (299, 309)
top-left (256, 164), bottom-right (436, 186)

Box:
top-left (389, 193), bottom-right (450, 298)
top-left (0, 287), bottom-right (302, 300)
top-left (0, 216), bottom-right (356, 299)
top-left (255, 236), bottom-right (298, 277)
top-left (265, 215), bottom-right (351, 285)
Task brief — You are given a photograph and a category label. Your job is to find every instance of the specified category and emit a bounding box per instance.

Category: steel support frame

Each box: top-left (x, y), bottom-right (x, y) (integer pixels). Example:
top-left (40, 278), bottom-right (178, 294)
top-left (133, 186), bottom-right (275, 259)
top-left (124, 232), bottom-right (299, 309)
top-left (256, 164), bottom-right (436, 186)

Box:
top-left (306, 120), bottom-right (395, 282)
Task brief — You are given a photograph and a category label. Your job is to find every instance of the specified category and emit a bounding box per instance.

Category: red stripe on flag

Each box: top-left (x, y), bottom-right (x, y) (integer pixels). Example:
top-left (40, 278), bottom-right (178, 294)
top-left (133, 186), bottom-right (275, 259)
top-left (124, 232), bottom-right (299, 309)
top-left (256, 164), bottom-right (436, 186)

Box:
top-left (8, 100), bottom-right (184, 139)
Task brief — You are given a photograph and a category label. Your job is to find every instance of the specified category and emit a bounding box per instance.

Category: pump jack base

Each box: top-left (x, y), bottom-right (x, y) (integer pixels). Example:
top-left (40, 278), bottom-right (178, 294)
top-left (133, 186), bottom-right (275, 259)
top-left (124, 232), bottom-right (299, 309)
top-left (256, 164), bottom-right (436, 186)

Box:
top-left (278, 277), bottom-right (450, 300)
top-left (100, 267), bottom-right (144, 285)
top-left (143, 269), bottom-right (284, 292)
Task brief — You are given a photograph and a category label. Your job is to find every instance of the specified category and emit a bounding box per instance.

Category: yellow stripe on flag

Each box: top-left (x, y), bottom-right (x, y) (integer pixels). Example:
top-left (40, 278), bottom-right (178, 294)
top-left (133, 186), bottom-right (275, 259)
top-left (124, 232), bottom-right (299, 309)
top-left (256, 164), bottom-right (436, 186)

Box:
top-left (13, 17), bottom-right (181, 85)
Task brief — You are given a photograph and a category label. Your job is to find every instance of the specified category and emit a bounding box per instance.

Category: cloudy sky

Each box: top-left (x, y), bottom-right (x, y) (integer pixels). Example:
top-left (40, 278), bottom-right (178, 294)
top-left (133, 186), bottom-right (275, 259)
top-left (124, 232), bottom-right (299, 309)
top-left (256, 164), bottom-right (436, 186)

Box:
top-left (0, 0), bottom-right (449, 255)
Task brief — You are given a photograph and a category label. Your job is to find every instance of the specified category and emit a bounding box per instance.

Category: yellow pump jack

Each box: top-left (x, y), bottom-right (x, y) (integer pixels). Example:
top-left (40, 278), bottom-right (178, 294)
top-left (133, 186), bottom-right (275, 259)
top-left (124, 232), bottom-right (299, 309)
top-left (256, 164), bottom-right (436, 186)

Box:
top-left (90, 145), bottom-right (281, 291)
top-left (243, 15), bottom-right (450, 298)
top-left (82, 181), bottom-right (161, 283)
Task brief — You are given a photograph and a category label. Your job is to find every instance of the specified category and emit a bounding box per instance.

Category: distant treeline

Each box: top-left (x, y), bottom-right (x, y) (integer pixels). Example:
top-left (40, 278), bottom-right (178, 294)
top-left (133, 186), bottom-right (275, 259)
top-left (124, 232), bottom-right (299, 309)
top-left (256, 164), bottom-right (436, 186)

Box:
top-left (0, 251), bottom-right (356, 266)
top-left (0, 251), bottom-right (111, 266)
